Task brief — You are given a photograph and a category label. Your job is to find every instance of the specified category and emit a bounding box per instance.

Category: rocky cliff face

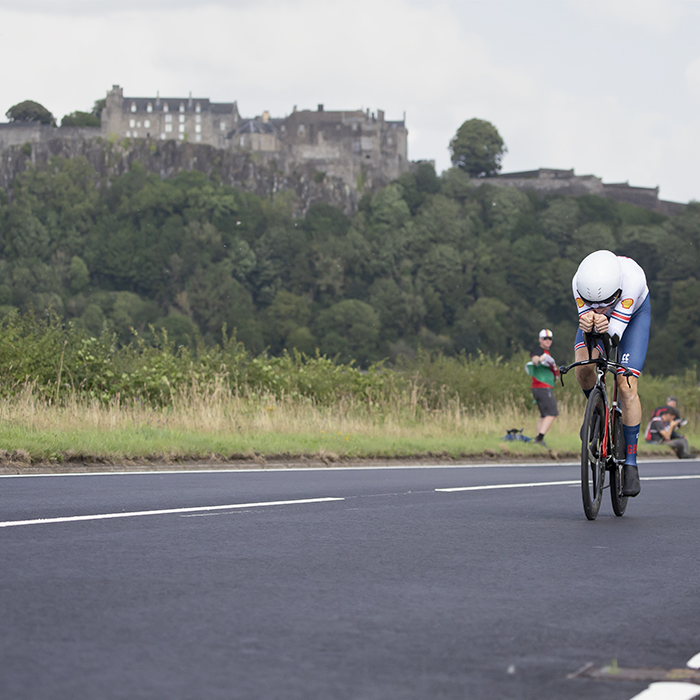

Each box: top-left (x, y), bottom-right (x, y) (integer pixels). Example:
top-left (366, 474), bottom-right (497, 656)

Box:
top-left (0, 134), bottom-right (361, 215)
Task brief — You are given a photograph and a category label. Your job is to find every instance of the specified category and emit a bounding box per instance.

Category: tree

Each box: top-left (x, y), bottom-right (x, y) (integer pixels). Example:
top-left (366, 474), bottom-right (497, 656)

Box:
top-left (449, 118), bottom-right (506, 178)
top-left (6, 100), bottom-right (55, 126)
top-left (312, 299), bottom-right (380, 366)
top-left (61, 111), bottom-right (101, 127)
top-left (92, 98), bottom-right (106, 120)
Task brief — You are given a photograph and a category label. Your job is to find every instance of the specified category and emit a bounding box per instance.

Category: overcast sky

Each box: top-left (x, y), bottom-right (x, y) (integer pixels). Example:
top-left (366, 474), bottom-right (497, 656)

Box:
top-left (1, 0), bottom-right (698, 203)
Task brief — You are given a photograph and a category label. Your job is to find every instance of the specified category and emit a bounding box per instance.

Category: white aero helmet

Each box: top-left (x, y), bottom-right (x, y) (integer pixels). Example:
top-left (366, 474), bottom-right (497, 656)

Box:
top-left (576, 250), bottom-right (622, 305)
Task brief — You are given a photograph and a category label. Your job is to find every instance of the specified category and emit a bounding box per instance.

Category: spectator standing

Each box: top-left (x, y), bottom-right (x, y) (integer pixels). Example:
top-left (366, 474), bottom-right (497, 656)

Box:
top-left (527, 329), bottom-right (559, 448)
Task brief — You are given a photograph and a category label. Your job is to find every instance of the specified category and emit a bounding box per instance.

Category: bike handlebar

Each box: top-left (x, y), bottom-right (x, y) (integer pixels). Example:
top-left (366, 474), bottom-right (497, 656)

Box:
top-left (559, 332), bottom-right (634, 386)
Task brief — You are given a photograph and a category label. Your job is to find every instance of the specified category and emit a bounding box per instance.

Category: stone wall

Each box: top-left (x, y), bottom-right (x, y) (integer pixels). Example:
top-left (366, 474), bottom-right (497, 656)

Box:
top-left (481, 168), bottom-right (685, 216)
top-left (0, 122), bottom-right (100, 152)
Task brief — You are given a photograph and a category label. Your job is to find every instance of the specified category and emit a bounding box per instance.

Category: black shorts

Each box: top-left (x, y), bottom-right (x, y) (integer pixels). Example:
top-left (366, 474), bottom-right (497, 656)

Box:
top-left (532, 387), bottom-right (558, 418)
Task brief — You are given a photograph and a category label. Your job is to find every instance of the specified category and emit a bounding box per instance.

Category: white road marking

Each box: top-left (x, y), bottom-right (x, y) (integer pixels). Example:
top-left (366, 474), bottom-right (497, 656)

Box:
top-left (627, 681), bottom-right (700, 700)
top-left (687, 652), bottom-right (700, 669)
top-left (0, 462), bottom-right (582, 478)
top-left (436, 474), bottom-right (700, 493)
top-left (0, 458), bottom-right (694, 479)
top-left (0, 497), bottom-right (344, 529)
top-left (642, 476), bottom-right (700, 482)
top-left (437, 480), bottom-right (579, 492)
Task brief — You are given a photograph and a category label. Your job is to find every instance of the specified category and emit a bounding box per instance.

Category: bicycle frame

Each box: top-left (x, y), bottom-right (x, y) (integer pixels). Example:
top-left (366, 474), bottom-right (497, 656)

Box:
top-left (561, 334), bottom-right (630, 463)
top-left (560, 333), bottom-right (634, 518)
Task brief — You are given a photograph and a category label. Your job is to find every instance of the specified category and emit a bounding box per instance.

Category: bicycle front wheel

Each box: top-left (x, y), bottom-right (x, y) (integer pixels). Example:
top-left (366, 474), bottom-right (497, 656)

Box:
top-left (610, 463), bottom-right (628, 516)
top-left (609, 409), bottom-right (628, 516)
top-left (581, 388), bottom-right (606, 520)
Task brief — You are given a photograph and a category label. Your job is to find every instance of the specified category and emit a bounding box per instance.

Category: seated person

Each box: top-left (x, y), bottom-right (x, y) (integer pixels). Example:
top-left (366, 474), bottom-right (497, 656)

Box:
top-left (650, 396), bottom-right (682, 421)
top-left (645, 407), bottom-right (692, 459)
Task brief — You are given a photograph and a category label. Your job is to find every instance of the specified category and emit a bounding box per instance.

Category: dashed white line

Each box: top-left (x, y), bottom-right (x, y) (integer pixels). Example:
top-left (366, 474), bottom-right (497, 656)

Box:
top-left (436, 479), bottom-right (579, 492)
top-left (642, 476), bottom-right (700, 483)
top-left (687, 652), bottom-right (700, 670)
top-left (627, 681), bottom-right (700, 700)
top-left (436, 474), bottom-right (700, 493)
top-left (0, 497), bottom-right (344, 528)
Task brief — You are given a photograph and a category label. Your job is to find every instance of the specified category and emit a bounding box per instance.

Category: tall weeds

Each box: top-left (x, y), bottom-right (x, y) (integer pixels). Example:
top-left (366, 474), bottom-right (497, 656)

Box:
top-left (0, 311), bottom-right (697, 438)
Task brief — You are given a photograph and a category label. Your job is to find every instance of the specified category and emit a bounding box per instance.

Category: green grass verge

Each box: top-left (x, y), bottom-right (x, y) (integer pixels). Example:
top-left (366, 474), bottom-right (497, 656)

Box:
top-left (0, 425), bottom-right (693, 465)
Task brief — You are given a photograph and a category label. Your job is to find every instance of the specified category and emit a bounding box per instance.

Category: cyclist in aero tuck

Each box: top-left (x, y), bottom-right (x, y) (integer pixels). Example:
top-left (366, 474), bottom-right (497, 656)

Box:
top-left (572, 250), bottom-right (651, 497)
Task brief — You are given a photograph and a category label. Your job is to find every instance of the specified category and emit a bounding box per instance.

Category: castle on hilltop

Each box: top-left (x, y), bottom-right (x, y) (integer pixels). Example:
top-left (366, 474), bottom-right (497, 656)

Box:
top-left (0, 85), bottom-right (410, 203)
top-left (0, 86), bottom-right (686, 216)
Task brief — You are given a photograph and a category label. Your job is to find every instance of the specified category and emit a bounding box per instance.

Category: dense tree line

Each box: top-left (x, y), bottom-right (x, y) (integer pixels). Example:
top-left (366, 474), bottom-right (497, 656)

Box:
top-left (0, 155), bottom-right (698, 375)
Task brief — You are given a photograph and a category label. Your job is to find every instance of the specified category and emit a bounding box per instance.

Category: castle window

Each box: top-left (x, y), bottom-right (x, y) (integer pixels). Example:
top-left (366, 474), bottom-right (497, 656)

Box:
top-left (195, 103), bottom-right (201, 113)
top-left (129, 119), bottom-right (135, 128)
top-left (161, 133), bottom-right (166, 140)
top-left (130, 103), bottom-right (137, 113)
top-left (195, 134), bottom-right (202, 142)
top-left (144, 120), bottom-right (150, 128)
top-left (147, 103), bottom-right (153, 113)
top-left (196, 114), bottom-right (201, 123)
top-left (280, 125), bottom-right (285, 133)
top-left (165, 114), bottom-right (172, 123)
top-left (240, 136), bottom-right (245, 146)
top-left (163, 103), bottom-right (169, 113)
top-left (298, 125), bottom-right (305, 135)
top-left (195, 124), bottom-right (201, 133)
top-left (179, 103), bottom-right (185, 113)
top-left (220, 122), bottom-right (226, 131)
top-left (179, 134), bottom-right (185, 140)
top-left (126, 130), bottom-right (131, 137)
top-left (136, 121), bottom-right (141, 128)
top-left (179, 114), bottom-right (185, 123)
top-left (165, 124), bottom-right (172, 133)
top-left (133, 131), bottom-right (138, 138)
top-left (179, 124), bottom-right (185, 133)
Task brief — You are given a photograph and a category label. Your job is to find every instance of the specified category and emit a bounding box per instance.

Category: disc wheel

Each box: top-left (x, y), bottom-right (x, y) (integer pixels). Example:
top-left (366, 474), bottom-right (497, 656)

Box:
top-left (581, 388), bottom-right (606, 520)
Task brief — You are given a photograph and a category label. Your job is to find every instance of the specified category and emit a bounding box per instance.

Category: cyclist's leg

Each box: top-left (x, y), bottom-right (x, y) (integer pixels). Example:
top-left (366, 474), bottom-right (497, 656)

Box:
top-left (615, 295), bottom-right (651, 496)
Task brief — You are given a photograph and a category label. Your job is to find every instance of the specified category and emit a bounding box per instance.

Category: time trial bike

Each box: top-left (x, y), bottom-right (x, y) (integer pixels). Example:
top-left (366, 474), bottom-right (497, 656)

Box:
top-left (560, 332), bottom-right (635, 521)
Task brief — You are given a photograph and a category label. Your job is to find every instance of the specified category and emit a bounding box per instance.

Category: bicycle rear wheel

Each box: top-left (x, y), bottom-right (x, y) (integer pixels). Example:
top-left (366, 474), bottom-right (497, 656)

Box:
top-left (581, 388), bottom-right (606, 520)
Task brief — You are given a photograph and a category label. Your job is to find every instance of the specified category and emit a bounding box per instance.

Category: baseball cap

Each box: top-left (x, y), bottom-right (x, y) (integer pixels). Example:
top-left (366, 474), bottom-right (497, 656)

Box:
top-left (539, 329), bottom-right (553, 339)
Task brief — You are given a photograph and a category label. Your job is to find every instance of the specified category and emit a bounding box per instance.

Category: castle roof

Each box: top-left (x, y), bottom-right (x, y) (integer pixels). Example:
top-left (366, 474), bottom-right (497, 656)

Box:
top-left (233, 119), bottom-right (281, 136)
top-left (121, 97), bottom-right (237, 114)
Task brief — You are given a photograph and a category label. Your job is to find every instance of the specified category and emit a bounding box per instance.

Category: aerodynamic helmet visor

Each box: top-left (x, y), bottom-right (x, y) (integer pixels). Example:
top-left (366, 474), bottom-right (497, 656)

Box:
top-left (578, 288), bottom-right (622, 309)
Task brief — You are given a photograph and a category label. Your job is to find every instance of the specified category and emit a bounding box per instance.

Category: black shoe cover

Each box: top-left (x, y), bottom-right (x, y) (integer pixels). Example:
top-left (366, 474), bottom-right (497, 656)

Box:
top-left (622, 464), bottom-right (641, 497)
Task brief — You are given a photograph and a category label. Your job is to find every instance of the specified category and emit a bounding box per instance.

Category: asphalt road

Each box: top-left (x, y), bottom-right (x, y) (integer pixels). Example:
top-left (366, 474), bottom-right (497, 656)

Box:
top-left (1, 460), bottom-right (699, 700)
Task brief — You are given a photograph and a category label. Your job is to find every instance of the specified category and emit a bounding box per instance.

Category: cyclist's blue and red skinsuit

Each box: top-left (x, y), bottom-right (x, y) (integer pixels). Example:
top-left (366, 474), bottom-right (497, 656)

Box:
top-left (572, 256), bottom-right (651, 467)
top-left (571, 256), bottom-right (651, 378)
